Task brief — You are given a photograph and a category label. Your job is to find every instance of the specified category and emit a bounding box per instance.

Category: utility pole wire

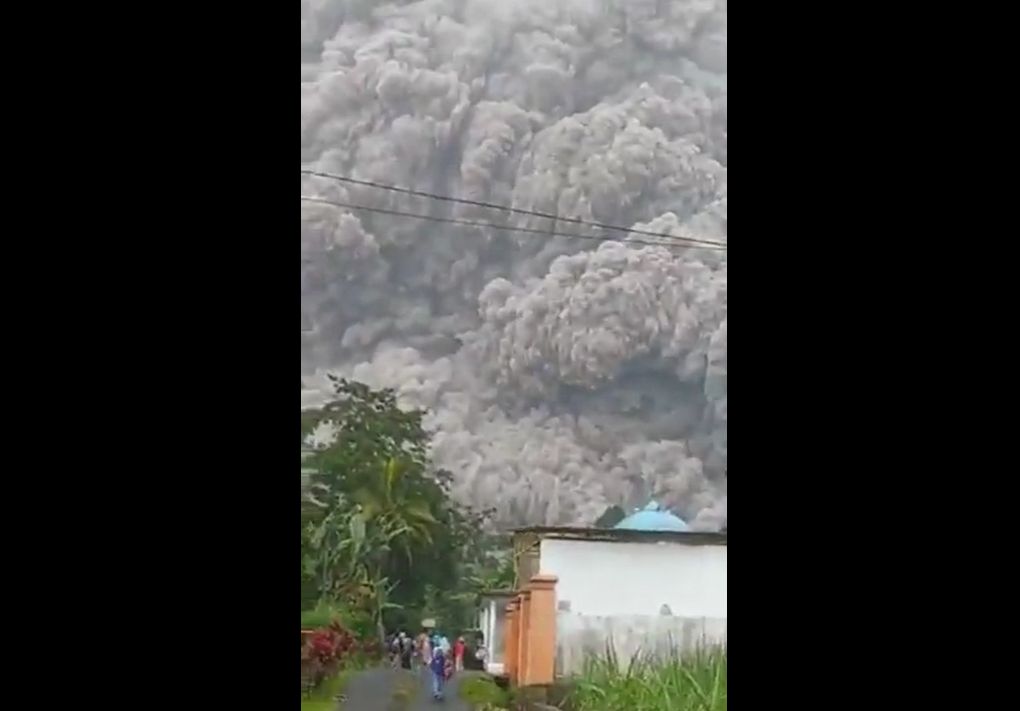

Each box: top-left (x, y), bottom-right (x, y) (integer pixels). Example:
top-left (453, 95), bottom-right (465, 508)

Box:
top-left (300, 196), bottom-right (727, 252)
top-left (300, 169), bottom-right (727, 250)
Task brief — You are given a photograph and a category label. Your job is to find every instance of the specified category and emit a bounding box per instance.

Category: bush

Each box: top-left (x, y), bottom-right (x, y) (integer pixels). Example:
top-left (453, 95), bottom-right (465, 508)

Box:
top-left (459, 675), bottom-right (510, 709)
top-left (568, 644), bottom-right (727, 711)
top-left (301, 600), bottom-right (376, 641)
top-left (310, 624), bottom-right (355, 664)
top-left (301, 620), bottom-right (359, 696)
top-left (301, 602), bottom-right (343, 630)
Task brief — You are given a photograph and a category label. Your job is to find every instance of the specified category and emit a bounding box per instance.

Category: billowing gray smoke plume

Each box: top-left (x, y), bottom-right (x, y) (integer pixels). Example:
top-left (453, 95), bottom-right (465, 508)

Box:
top-left (301, 0), bottom-right (727, 531)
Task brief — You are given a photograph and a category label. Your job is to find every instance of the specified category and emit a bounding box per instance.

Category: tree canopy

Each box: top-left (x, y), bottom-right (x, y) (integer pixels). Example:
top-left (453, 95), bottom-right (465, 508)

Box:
top-left (301, 376), bottom-right (505, 635)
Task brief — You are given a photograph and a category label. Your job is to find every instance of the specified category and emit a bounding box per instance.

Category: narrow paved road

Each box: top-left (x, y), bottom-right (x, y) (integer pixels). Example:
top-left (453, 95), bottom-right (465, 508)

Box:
top-left (340, 666), bottom-right (484, 711)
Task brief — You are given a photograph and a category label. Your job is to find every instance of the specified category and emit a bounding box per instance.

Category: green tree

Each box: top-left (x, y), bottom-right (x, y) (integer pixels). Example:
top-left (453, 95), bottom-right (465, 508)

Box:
top-left (351, 457), bottom-right (441, 561)
top-left (301, 377), bottom-right (495, 635)
top-left (464, 548), bottom-right (515, 593)
top-left (301, 377), bottom-right (429, 497)
top-left (303, 488), bottom-right (409, 643)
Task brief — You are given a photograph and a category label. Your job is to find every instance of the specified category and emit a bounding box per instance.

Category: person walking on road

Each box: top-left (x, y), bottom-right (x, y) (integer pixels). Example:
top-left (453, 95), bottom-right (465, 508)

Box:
top-left (399, 631), bottom-right (414, 670)
top-left (417, 629), bottom-right (433, 673)
top-left (453, 635), bottom-right (466, 673)
top-left (388, 633), bottom-right (400, 668)
top-left (429, 640), bottom-right (447, 700)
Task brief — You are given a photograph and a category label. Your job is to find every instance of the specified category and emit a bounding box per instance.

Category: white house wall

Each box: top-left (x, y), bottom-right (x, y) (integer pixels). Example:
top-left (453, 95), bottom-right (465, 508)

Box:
top-left (478, 596), bottom-right (509, 675)
top-left (539, 538), bottom-right (726, 618)
top-left (491, 602), bottom-right (506, 666)
top-left (556, 614), bottom-right (727, 675)
top-left (538, 537), bottom-right (727, 675)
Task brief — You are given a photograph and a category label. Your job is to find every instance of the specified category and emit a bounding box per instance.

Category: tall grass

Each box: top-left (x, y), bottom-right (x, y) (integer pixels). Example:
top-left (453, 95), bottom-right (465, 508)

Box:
top-left (300, 668), bottom-right (352, 711)
top-left (569, 643), bottom-right (726, 711)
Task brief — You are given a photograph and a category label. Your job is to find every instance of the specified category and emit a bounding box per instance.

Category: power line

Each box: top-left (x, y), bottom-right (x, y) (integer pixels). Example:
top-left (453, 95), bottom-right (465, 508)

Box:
top-left (300, 169), bottom-right (727, 250)
top-left (300, 196), bottom-right (727, 252)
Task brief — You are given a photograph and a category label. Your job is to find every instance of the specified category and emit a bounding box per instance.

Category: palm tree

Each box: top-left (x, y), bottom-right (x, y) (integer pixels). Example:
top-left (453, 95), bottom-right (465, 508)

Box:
top-left (351, 457), bottom-right (441, 561)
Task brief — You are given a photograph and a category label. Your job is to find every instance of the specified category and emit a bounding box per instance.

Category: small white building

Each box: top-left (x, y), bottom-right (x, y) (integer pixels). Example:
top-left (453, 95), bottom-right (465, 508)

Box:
top-left (476, 591), bottom-right (515, 675)
top-left (510, 504), bottom-right (727, 677)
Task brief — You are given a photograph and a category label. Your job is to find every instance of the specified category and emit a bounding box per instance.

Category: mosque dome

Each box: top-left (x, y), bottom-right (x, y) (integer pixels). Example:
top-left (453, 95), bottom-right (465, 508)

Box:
top-left (614, 501), bottom-right (690, 532)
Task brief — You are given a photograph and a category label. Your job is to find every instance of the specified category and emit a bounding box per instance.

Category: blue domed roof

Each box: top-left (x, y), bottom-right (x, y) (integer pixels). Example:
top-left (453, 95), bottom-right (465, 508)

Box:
top-left (614, 501), bottom-right (690, 532)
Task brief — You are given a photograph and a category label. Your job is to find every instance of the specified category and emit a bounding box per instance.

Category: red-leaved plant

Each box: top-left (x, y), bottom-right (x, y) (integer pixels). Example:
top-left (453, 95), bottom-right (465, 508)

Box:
top-left (301, 620), bottom-right (359, 694)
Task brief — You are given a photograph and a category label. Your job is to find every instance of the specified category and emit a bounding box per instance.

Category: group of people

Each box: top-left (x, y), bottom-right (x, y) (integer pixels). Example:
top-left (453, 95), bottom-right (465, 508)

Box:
top-left (388, 630), bottom-right (478, 700)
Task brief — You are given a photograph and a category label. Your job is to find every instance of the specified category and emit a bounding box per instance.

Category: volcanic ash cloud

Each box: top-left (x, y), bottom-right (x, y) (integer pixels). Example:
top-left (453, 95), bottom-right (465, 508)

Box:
top-left (301, 0), bottom-right (727, 530)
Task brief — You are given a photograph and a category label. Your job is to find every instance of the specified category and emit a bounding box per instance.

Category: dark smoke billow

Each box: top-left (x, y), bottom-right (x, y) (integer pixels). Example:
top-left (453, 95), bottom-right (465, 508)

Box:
top-left (301, 0), bottom-right (727, 531)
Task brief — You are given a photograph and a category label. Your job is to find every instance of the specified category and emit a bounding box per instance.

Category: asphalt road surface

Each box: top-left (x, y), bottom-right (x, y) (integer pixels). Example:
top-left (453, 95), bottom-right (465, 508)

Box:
top-left (339, 666), bottom-right (483, 711)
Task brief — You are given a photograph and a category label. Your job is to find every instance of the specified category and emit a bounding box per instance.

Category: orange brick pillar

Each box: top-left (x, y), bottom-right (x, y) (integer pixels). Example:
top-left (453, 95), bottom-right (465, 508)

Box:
top-left (504, 599), bottom-right (519, 683)
top-left (517, 590), bottom-right (532, 686)
top-left (524, 574), bottom-right (558, 686)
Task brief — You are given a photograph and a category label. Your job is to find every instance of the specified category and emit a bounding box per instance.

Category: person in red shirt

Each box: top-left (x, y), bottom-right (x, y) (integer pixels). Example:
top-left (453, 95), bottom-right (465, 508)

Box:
top-left (453, 635), bottom-right (466, 672)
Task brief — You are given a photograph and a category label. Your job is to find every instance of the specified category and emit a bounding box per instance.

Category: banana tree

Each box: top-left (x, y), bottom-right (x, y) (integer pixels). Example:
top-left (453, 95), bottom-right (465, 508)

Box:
top-left (342, 565), bottom-right (403, 646)
top-left (303, 495), bottom-right (354, 601)
top-left (304, 489), bottom-right (413, 643)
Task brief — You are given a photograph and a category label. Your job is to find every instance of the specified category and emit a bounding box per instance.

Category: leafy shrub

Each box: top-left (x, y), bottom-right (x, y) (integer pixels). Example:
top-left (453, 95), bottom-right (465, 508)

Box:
top-left (301, 600), bottom-right (377, 642)
top-left (459, 675), bottom-right (510, 709)
top-left (301, 602), bottom-right (343, 629)
top-left (301, 620), bottom-right (358, 695)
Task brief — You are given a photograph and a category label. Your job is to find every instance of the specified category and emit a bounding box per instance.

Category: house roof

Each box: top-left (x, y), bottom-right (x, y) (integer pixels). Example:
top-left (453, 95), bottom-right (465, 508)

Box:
top-left (511, 525), bottom-right (726, 546)
top-left (614, 502), bottom-right (690, 532)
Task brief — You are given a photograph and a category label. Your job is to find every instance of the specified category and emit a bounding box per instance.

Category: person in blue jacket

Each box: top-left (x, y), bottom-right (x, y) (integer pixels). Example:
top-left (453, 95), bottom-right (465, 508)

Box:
top-left (429, 636), bottom-right (447, 700)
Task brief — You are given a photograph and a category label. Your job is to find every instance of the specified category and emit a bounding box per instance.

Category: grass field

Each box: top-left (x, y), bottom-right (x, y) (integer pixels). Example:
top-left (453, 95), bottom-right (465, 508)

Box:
top-left (568, 644), bottom-right (726, 711)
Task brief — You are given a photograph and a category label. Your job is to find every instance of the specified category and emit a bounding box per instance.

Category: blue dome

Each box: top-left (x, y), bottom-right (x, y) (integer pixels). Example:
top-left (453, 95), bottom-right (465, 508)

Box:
top-left (614, 501), bottom-right (690, 532)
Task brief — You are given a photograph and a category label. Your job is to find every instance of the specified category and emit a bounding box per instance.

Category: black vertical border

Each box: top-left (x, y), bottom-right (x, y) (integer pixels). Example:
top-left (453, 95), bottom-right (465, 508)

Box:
top-left (55, 3), bottom-right (303, 704)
